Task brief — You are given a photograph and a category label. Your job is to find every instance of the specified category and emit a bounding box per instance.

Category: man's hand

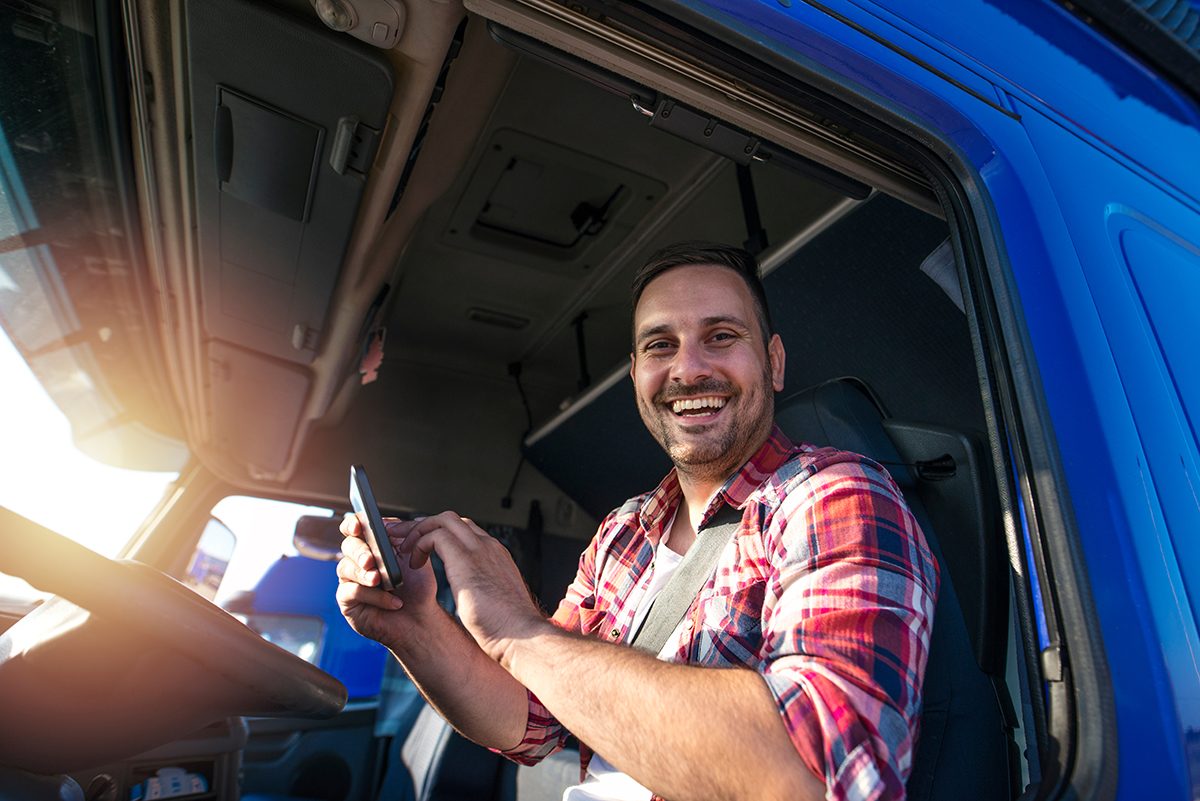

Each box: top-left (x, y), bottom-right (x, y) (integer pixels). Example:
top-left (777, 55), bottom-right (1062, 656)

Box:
top-left (336, 514), bottom-right (439, 650)
top-left (399, 511), bottom-right (547, 666)
top-left (336, 512), bottom-right (537, 751)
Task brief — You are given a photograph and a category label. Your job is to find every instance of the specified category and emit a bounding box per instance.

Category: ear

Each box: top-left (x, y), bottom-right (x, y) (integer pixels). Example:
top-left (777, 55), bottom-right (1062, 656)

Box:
top-left (768, 334), bottom-right (786, 392)
top-left (629, 351), bottom-right (637, 386)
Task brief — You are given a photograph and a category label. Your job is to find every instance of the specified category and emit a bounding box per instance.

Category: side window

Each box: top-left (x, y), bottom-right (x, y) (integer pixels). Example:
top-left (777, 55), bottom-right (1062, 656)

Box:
top-left (191, 495), bottom-right (389, 700)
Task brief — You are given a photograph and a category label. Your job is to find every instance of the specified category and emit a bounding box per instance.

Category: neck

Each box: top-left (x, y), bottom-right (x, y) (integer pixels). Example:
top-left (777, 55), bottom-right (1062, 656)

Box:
top-left (670, 423), bottom-right (773, 527)
top-left (671, 467), bottom-right (729, 533)
top-left (675, 470), bottom-right (723, 512)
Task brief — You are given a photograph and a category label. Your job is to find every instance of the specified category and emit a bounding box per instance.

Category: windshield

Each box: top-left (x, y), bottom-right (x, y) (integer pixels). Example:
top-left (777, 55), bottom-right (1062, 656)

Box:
top-left (0, 1), bottom-right (185, 607)
top-left (0, 327), bottom-right (178, 605)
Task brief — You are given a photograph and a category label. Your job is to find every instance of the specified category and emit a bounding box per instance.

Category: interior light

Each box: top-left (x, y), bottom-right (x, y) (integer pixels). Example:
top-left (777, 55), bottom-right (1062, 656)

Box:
top-left (308, 0), bottom-right (406, 49)
top-left (310, 0), bottom-right (356, 32)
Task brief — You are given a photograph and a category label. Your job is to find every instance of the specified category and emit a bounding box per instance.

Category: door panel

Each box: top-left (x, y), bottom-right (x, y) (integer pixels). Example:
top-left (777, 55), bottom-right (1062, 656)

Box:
top-left (242, 703), bottom-right (379, 801)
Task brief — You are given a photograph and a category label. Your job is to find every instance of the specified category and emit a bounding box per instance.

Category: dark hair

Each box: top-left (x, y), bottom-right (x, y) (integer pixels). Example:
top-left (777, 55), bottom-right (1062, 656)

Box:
top-left (631, 242), bottom-right (773, 342)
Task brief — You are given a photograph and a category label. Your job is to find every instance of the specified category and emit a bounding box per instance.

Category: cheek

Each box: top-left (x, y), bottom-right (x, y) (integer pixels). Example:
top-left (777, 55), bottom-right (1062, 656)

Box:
top-left (632, 378), bottom-right (658, 415)
top-left (633, 364), bottom-right (665, 397)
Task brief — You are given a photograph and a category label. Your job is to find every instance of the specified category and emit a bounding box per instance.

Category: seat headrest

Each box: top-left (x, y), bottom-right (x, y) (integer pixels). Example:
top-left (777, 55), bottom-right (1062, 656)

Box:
top-left (776, 378), bottom-right (916, 488)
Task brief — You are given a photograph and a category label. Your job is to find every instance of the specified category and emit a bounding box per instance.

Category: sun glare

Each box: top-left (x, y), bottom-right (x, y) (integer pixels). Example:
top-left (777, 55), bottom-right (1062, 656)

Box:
top-left (0, 328), bottom-right (178, 601)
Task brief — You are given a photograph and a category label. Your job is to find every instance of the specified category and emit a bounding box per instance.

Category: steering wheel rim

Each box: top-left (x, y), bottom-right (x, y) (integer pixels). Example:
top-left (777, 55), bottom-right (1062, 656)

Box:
top-left (0, 506), bottom-right (346, 772)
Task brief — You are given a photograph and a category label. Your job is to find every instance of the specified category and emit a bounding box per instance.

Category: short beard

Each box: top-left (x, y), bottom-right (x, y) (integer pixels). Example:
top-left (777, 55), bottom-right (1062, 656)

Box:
top-left (638, 368), bottom-right (775, 484)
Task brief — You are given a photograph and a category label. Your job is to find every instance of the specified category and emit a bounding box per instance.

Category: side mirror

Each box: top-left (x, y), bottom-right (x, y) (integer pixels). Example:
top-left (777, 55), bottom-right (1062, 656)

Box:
top-left (184, 517), bottom-right (236, 600)
top-left (294, 514), bottom-right (344, 561)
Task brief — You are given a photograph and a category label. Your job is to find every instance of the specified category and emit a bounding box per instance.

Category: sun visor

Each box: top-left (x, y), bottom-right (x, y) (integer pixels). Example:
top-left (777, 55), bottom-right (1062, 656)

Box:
top-left (187, 0), bottom-right (393, 365)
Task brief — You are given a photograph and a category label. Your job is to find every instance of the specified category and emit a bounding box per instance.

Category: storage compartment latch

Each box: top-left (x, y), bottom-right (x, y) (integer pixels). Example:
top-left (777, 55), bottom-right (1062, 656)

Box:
top-left (330, 115), bottom-right (382, 176)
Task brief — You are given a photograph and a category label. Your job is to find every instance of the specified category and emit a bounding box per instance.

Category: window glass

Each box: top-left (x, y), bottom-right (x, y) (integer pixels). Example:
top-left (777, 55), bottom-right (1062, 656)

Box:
top-left (0, 326), bottom-right (177, 608)
top-left (0, 0), bottom-right (185, 608)
top-left (209, 495), bottom-right (333, 604)
top-left (201, 495), bottom-right (388, 699)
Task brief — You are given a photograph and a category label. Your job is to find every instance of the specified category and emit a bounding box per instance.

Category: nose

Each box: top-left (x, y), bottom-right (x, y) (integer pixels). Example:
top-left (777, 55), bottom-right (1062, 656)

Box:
top-left (669, 338), bottom-right (712, 385)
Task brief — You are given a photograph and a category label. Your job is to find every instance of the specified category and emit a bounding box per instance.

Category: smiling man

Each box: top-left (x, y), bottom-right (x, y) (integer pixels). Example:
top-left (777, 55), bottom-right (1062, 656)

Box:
top-left (337, 242), bottom-right (939, 801)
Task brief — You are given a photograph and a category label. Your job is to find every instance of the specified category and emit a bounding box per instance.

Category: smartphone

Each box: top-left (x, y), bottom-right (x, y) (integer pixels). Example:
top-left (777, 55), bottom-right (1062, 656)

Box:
top-left (349, 464), bottom-right (403, 590)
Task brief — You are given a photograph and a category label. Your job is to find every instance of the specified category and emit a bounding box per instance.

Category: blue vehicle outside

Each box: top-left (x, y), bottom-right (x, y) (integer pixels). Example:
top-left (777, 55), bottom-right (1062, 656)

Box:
top-left (676, 0), bottom-right (1200, 796)
top-left (239, 555), bottom-right (388, 700)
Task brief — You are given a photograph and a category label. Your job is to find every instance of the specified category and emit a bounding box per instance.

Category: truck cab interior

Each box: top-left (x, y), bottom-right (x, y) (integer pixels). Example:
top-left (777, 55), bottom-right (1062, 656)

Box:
top-left (0, 0), bottom-right (1079, 799)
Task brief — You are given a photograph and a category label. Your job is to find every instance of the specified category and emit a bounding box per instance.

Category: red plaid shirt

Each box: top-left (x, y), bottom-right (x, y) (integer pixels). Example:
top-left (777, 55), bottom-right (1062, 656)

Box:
top-left (501, 427), bottom-right (939, 801)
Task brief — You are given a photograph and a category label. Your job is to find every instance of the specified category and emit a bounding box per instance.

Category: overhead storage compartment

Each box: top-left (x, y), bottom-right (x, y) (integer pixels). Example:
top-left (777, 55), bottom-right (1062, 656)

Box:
top-left (184, 0), bottom-right (393, 478)
top-left (187, 0), bottom-right (393, 365)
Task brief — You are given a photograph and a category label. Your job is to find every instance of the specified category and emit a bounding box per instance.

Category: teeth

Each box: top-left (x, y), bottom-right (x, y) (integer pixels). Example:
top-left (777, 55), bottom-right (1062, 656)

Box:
top-left (670, 396), bottom-right (727, 414)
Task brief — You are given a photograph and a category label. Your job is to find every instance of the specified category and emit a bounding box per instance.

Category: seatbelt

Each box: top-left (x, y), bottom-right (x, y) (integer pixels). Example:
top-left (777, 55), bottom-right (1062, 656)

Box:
top-left (629, 504), bottom-right (743, 656)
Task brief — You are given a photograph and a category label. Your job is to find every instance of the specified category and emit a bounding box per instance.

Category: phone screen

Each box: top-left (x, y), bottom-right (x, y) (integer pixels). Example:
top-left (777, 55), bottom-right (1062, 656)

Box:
top-left (349, 465), bottom-right (403, 590)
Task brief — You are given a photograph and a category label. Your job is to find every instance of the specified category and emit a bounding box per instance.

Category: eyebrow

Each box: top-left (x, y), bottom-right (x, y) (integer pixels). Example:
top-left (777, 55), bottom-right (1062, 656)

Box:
top-left (634, 315), bottom-right (752, 345)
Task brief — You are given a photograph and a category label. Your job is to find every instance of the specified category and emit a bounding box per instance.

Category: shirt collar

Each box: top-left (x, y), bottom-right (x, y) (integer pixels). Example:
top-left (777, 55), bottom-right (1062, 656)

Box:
top-left (638, 425), bottom-right (799, 540)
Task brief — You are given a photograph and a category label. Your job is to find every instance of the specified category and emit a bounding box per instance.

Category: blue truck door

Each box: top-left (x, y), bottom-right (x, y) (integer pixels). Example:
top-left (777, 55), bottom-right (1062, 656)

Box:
top-left (1014, 102), bottom-right (1200, 800)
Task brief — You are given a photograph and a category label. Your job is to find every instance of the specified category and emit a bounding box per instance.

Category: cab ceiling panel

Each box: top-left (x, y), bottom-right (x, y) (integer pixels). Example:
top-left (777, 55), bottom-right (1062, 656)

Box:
top-left (187, 0), bottom-right (393, 366)
top-left (185, 0), bottom-right (393, 477)
top-left (441, 128), bottom-right (666, 269)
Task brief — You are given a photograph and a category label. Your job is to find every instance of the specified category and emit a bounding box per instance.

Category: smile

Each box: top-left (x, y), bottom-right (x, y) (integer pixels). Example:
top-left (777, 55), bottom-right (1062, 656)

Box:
top-left (669, 396), bottom-right (728, 416)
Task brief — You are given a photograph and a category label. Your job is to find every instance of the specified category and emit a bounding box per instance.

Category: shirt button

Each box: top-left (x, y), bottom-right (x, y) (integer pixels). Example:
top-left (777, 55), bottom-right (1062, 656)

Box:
top-left (610, 628), bottom-right (620, 639)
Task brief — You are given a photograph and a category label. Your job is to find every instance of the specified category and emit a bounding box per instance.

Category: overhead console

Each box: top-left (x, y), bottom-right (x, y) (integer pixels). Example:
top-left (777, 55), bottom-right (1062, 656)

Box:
top-left (185, 0), bottom-right (393, 477)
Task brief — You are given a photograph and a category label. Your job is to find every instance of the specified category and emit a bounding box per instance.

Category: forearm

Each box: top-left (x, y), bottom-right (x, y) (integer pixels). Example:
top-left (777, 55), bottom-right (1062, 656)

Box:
top-left (385, 604), bottom-right (531, 751)
top-left (502, 622), bottom-right (823, 801)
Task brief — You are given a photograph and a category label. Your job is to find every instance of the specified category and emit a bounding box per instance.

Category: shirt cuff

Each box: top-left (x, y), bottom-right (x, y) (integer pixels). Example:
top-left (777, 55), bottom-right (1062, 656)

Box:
top-left (491, 687), bottom-right (569, 766)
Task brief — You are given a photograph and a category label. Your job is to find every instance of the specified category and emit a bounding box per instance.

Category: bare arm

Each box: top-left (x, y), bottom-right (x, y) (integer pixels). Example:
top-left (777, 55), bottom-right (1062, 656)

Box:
top-left (400, 512), bottom-right (823, 801)
top-left (501, 622), bottom-right (824, 801)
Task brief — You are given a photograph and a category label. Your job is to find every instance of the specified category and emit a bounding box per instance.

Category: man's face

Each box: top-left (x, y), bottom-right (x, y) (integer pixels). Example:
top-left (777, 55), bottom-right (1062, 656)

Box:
top-left (630, 264), bottom-right (786, 482)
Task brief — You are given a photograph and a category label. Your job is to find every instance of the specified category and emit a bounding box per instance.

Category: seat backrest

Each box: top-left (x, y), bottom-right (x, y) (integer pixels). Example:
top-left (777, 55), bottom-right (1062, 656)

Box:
top-left (374, 696), bottom-right (506, 801)
top-left (776, 377), bottom-right (1013, 801)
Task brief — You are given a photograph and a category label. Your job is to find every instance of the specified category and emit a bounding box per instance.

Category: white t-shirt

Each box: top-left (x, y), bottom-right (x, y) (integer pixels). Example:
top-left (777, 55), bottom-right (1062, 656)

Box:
top-left (562, 517), bottom-right (686, 801)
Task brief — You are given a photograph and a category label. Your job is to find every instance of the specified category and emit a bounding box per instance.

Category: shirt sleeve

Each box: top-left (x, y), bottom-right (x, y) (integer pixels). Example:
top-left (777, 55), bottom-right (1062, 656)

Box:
top-left (758, 458), bottom-right (939, 801)
top-left (493, 514), bottom-right (608, 765)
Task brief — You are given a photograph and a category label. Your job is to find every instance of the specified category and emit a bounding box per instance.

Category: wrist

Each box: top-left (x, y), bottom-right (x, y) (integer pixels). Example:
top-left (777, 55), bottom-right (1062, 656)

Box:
top-left (382, 601), bottom-right (450, 655)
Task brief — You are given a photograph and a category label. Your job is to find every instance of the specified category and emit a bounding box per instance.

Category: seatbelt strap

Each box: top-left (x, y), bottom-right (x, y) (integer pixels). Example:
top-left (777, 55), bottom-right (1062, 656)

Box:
top-left (629, 504), bottom-right (743, 656)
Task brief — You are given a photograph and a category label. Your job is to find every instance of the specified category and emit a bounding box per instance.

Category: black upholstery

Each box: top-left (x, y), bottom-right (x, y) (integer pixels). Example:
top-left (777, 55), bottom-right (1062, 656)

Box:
top-left (776, 378), bottom-right (1013, 801)
top-left (371, 604), bottom-right (508, 801)
top-left (374, 702), bottom-right (505, 801)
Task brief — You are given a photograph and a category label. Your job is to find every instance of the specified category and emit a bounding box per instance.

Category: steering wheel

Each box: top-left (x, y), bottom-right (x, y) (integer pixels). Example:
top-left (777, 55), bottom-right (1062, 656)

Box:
top-left (0, 507), bottom-right (347, 775)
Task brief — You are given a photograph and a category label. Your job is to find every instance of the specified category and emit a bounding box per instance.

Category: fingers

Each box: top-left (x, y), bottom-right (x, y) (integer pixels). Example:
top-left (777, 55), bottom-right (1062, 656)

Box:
top-left (341, 532), bottom-right (375, 572)
top-left (384, 518), bottom-right (419, 549)
top-left (336, 553), bottom-right (380, 588)
top-left (399, 511), bottom-right (489, 569)
top-left (339, 512), bottom-right (363, 538)
top-left (336, 577), bottom-right (403, 612)
top-left (343, 508), bottom-right (492, 574)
